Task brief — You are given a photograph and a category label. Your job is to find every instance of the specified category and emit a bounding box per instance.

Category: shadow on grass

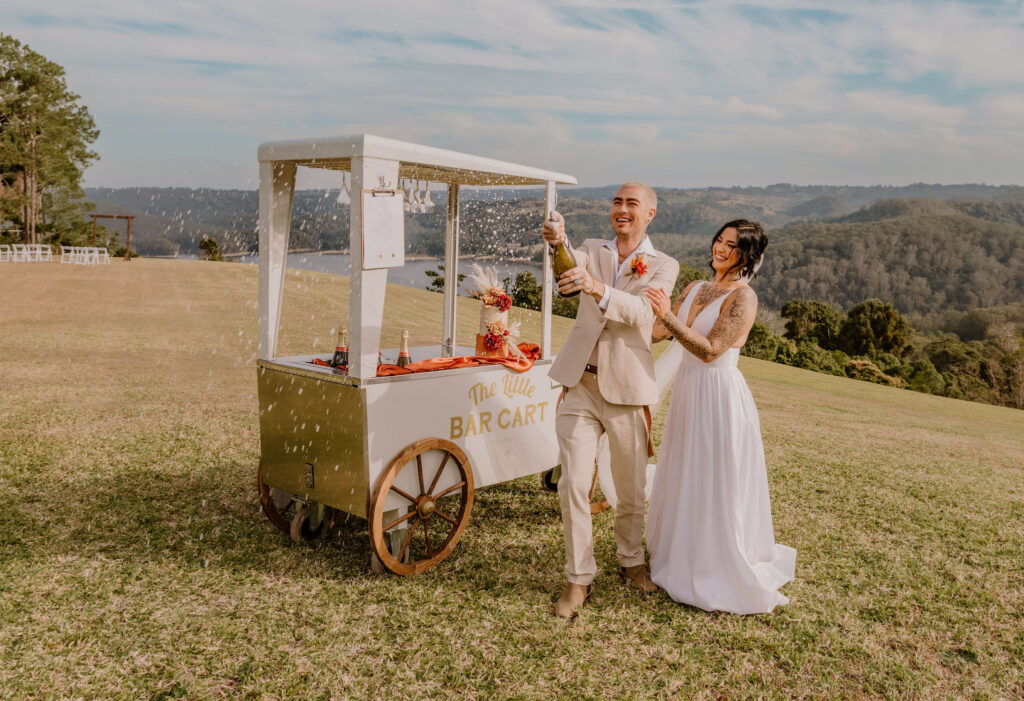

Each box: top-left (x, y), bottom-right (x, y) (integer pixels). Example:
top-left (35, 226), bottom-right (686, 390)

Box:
top-left (3, 453), bottom-right (576, 597)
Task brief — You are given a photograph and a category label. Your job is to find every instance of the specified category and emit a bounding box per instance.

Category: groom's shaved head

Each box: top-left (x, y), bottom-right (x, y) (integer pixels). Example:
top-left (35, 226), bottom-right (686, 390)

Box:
top-left (620, 181), bottom-right (657, 210)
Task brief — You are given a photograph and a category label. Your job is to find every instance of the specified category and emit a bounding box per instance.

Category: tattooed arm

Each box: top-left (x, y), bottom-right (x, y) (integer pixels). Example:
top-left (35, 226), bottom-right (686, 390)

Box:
top-left (651, 281), bottom-right (698, 343)
top-left (644, 285), bottom-right (758, 362)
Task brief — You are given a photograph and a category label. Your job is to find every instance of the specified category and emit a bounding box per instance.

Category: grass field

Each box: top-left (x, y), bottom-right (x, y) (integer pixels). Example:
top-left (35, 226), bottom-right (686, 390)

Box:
top-left (1, 259), bottom-right (1022, 699)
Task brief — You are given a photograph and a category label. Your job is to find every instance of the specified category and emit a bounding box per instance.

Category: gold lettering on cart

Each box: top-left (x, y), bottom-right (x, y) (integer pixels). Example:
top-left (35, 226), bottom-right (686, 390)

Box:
top-left (502, 375), bottom-right (536, 400)
top-left (450, 401), bottom-right (549, 439)
top-left (468, 381), bottom-right (497, 405)
top-left (467, 377), bottom-right (536, 407)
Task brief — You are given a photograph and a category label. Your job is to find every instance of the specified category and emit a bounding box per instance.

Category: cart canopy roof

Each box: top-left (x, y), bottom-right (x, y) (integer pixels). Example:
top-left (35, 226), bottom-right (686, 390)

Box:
top-left (258, 134), bottom-right (577, 187)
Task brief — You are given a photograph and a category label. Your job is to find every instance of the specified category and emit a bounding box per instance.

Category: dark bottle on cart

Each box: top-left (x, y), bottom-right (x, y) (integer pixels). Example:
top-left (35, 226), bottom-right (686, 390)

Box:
top-left (330, 326), bottom-right (349, 368)
top-left (397, 330), bottom-right (411, 368)
top-left (549, 211), bottom-right (579, 298)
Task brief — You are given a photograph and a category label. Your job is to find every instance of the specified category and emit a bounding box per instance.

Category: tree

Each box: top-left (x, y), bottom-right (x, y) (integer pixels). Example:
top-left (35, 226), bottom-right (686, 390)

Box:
top-left (905, 359), bottom-right (946, 395)
top-left (424, 264), bottom-right (465, 293)
top-left (741, 323), bottom-right (797, 364)
top-left (844, 358), bottom-right (902, 387)
top-left (551, 293), bottom-right (580, 319)
top-left (672, 263), bottom-right (710, 299)
top-left (0, 34), bottom-right (98, 244)
top-left (793, 340), bottom-right (846, 376)
top-left (839, 299), bottom-right (914, 359)
top-left (922, 336), bottom-right (995, 402)
top-left (198, 236), bottom-right (224, 261)
top-left (509, 271), bottom-right (541, 311)
top-left (503, 270), bottom-right (579, 318)
top-left (1000, 345), bottom-right (1024, 409)
top-left (781, 300), bottom-right (845, 349)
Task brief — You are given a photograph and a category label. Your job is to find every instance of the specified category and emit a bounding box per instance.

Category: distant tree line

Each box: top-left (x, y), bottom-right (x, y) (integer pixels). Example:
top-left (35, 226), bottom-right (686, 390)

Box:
top-left (743, 297), bottom-right (1024, 410)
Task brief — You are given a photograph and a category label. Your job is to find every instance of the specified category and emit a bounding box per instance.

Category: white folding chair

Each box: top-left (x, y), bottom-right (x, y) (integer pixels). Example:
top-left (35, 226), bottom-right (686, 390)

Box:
top-left (0, 244), bottom-right (10, 262)
top-left (96, 248), bottom-right (111, 264)
top-left (12, 243), bottom-right (28, 262)
top-left (38, 245), bottom-right (53, 262)
top-left (60, 245), bottom-right (72, 263)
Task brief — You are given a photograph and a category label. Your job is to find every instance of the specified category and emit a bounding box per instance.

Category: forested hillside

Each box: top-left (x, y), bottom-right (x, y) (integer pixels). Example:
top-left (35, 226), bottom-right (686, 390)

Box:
top-left (83, 184), bottom-right (1024, 319)
top-left (755, 200), bottom-right (1024, 314)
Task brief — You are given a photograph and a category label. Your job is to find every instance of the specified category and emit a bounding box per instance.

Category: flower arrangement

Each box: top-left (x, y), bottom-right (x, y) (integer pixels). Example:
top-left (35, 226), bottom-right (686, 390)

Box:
top-left (466, 264), bottom-right (525, 358)
top-left (465, 264), bottom-right (512, 311)
top-left (480, 288), bottom-right (512, 312)
top-left (482, 321), bottom-right (511, 351)
top-left (629, 253), bottom-right (648, 277)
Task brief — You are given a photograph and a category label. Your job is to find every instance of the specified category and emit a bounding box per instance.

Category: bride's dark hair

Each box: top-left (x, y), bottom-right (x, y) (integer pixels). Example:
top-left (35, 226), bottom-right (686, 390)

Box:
top-left (708, 219), bottom-right (767, 279)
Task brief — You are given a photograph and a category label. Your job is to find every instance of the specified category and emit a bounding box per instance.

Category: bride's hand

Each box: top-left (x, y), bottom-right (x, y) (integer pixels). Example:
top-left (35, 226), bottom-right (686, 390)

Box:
top-left (645, 287), bottom-right (670, 318)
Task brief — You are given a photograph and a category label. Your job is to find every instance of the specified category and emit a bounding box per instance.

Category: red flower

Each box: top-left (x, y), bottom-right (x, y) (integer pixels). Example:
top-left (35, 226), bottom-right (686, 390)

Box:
top-left (480, 287), bottom-right (513, 312)
top-left (630, 254), bottom-right (648, 277)
top-left (482, 332), bottom-right (504, 351)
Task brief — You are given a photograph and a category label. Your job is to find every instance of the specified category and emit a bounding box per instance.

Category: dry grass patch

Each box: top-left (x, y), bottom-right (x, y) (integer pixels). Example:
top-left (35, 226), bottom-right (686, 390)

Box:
top-left (1, 260), bottom-right (1022, 698)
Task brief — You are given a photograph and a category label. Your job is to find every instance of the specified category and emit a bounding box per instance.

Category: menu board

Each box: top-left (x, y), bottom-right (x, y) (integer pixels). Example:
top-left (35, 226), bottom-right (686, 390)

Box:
top-left (360, 189), bottom-right (405, 269)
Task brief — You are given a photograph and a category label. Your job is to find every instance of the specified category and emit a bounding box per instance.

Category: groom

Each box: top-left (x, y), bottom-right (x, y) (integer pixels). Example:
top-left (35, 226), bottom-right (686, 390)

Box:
top-left (542, 182), bottom-right (679, 618)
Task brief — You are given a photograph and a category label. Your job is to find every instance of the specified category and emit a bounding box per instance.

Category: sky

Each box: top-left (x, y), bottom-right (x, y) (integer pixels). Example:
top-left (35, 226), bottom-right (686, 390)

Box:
top-left (2, 0), bottom-right (1023, 190)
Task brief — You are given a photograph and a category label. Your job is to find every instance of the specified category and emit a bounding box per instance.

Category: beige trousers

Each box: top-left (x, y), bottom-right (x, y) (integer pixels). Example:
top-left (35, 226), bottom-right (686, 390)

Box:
top-left (555, 372), bottom-right (649, 585)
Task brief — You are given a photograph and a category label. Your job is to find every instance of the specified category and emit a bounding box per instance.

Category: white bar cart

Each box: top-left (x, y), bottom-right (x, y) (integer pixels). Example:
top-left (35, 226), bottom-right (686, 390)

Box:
top-left (255, 134), bottom-right (577, 574)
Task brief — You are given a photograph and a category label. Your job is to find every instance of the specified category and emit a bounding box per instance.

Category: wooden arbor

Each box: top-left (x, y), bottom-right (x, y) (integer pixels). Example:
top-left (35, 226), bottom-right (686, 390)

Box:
top-left (89, 214), bottom-right (135, 260)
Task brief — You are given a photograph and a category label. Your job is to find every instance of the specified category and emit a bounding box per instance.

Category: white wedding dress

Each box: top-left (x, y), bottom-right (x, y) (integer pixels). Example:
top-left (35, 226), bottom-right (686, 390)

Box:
top-left (647, 282), bottom-right (796, 614)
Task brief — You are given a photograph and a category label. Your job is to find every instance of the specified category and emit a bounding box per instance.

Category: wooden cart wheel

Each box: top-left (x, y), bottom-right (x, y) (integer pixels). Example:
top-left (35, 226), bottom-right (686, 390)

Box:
top-left (258, 461), bottom-right (334, 541)
top-left (290, 506), bottom-right (309, 544)
top-left (369, 438), bottom-right (474, 576)
top-left (540, 466), bottom-right (559, 492)
top-left (257, 461), bottom-right (290, 534)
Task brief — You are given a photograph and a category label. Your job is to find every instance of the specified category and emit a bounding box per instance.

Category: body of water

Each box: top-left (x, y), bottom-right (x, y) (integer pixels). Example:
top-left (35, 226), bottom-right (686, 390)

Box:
top-left (236, 253), bottom-right (545, 295)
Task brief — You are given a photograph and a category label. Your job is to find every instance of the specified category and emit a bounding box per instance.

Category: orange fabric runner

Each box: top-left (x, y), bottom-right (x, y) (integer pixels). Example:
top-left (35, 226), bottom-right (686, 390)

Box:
top-left (312, 343), bottom-right (541, 376)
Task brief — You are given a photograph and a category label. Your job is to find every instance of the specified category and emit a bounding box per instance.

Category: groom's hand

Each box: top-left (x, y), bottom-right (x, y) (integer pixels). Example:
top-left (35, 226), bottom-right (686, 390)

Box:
top-left (558, 265), bottom-right (604, 298)
top-left (542, 211), bottom-right (566, 245)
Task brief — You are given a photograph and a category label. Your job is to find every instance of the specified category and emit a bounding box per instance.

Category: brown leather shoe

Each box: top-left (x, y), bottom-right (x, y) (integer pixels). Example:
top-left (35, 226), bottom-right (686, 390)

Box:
top-left (553, 582), bottom-right (593, 618)
top-left (618, 565), bottom-right (660, 594)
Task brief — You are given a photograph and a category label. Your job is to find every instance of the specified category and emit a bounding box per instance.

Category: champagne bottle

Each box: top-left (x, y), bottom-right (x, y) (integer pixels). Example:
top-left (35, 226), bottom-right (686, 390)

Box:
top-left (548, 211), bottom-right (579, 298)
top-left (397, 329), bottom-right (411, 368)
top-left (330, 326), bottom-right (349, 368)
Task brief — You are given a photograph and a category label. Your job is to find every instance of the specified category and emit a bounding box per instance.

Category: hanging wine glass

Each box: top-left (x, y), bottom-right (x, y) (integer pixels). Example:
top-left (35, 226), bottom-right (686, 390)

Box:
top-left (337, 171), bottom-right (351, 207)
top-left (412, 178), bottom-right (424, 213)
top-left (421, 180), bottom-right (435, 213)
top-left (403, 178), bottom-right (415, 212)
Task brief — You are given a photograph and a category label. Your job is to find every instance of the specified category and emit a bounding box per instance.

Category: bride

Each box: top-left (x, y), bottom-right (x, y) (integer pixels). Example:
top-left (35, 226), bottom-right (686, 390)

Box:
top-left (643, 219), bottom-right (795, 614)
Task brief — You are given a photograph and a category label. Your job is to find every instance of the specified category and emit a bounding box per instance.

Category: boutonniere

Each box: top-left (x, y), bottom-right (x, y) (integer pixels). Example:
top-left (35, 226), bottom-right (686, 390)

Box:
top-left (629, 254), bottom-right (648, 277)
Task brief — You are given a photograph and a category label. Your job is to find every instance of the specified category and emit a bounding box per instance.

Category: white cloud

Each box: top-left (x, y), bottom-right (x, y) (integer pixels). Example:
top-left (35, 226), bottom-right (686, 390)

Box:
top-left (1, 0), bottom-right (1021, 187)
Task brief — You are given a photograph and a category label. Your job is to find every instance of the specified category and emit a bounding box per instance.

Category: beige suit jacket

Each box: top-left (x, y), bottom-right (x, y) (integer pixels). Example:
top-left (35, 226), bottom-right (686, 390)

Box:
top-left (549, 238), bottom-right (680, 406)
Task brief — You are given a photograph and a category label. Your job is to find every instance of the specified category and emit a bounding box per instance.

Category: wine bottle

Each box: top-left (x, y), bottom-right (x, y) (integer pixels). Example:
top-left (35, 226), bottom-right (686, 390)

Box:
top-left (549, 211), bottom-right (580, 298)
top-left (330, 326), bottom-right (349, 368)
top-left (397, 329), bottom-right (411, 368)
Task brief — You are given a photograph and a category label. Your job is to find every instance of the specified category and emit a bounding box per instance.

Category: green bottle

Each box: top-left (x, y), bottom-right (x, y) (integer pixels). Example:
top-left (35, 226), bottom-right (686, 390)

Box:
top-left (549, 211), bottom-right (579, 298)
